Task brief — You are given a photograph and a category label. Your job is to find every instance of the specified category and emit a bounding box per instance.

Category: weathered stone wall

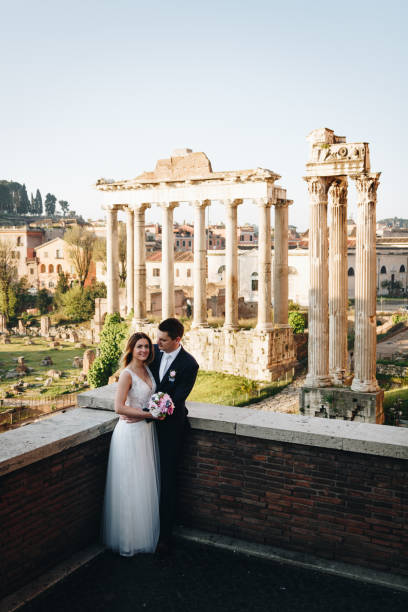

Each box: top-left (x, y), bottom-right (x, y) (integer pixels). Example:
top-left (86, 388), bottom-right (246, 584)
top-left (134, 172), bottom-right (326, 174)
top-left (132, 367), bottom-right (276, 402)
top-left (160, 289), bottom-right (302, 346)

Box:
top-left (299, 386), bottom-right (385, 424)
top-left (132, 322), bottom-right (296, 382)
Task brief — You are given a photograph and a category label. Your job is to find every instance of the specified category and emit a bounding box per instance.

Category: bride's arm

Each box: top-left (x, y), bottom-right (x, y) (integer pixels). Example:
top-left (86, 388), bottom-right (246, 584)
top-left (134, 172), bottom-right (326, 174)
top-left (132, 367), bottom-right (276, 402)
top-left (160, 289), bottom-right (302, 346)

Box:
top-left (115, 371), bottom-right (151, 420)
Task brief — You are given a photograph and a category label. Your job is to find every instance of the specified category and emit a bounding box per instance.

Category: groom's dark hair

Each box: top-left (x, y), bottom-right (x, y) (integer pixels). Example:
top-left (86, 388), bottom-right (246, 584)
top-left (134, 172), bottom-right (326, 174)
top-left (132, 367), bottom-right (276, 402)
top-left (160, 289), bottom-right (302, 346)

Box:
top-left (159, 318), bottom-right (184, 340)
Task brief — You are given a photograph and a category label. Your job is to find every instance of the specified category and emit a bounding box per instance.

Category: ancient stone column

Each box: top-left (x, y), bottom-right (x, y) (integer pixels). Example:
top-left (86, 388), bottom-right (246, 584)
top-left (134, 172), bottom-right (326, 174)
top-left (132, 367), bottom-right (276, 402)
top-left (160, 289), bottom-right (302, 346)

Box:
top-left (106, 205), bottom-right (120, 314)
top-left (125, 207), bottom-right (134, 315)
top-left (255, 198), bottom-right (273, 331)
top-left (160, 202), bottom-right (178, 319)
top-left (133, 203), bottom-right (150, 322)
top-left (304, 177), bottom-right (331, 387)
top-left (273, 198), bottom-right (292, 327)
top-left (223, 199), bottom-right (242, 330)
top-left (192, 199), bottom-right (210, 328)
top-left (328, 178), bottom-right (348, 385)
top-left (351, 173), bottom-right (381, 393)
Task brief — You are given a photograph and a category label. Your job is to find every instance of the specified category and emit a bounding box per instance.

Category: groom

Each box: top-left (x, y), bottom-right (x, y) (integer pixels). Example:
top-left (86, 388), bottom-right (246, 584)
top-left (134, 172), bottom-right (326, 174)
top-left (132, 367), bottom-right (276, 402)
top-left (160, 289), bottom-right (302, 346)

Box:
top-left (150, 317), bottom-right (199, 554)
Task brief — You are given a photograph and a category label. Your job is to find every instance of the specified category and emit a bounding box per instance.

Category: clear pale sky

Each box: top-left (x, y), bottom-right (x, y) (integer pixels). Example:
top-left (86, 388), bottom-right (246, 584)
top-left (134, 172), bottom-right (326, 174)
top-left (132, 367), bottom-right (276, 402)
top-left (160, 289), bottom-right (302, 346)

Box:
top-left (1, 0), bottom-right (406, 230)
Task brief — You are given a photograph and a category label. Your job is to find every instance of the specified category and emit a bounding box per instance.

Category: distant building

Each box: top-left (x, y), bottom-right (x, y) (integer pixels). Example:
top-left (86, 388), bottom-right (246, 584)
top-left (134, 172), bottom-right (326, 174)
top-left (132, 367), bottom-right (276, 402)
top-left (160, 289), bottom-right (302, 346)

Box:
top-left (35, 237), bottom-right (96, 291)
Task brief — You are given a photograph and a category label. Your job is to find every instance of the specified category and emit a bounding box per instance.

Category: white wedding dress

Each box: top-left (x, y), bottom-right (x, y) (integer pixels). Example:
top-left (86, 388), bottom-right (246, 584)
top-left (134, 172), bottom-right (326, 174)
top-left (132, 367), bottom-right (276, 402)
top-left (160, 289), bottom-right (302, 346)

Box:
top-left (102, 366), bottom-right (160, 555)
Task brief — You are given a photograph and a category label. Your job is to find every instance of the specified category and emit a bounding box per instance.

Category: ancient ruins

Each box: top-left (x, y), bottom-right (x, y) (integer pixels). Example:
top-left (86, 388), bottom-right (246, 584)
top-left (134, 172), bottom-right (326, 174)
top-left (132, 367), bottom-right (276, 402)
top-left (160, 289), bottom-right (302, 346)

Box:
top-left (96, 149), bottom-right (295, 381)
top-left (300, 128), bottom-right (383, 422)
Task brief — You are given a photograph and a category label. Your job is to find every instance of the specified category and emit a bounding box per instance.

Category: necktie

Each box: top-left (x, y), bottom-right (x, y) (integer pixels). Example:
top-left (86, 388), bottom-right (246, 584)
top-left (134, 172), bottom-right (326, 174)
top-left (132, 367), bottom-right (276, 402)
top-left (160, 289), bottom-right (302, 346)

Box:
top-left (160, 354), bottom-right (170, 381)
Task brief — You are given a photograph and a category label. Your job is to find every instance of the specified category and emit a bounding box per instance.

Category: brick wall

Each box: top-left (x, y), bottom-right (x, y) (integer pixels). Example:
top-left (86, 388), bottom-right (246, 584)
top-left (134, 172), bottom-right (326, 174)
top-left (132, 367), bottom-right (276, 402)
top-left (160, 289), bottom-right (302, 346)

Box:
top-left (0, 433), bottom-right (111, 599)
top-left (178, 430), bottom-right (408, 576)
top-left (1, 406), bottom-right (407, 600)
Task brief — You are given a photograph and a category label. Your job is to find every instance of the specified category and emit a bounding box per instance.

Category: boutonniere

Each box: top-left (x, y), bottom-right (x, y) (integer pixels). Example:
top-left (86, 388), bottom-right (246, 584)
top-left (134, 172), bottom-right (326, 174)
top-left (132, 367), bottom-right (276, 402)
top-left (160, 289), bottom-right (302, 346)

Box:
top-left (169, 370), bottom-right (176, 381)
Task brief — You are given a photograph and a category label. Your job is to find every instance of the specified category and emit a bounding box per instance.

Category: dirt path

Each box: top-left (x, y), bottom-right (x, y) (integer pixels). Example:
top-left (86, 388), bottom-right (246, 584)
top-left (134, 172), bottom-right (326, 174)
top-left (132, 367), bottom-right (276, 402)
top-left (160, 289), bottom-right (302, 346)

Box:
top-left (249, 375), bottom-right (305, 414)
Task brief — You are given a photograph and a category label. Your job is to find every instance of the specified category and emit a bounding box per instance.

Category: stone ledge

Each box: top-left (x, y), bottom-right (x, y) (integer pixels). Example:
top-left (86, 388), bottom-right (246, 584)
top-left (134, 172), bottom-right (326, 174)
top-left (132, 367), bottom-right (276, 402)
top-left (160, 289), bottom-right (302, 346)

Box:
top-left (1, 390), bottom-right (407, 478)
top-left (0, 408), bottom-right (118, 477)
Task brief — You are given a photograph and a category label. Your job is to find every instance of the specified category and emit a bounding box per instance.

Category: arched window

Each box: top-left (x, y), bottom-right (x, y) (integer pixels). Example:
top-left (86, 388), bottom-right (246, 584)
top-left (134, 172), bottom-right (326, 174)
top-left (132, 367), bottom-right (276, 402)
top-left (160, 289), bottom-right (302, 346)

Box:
top-left (400, 265), bottom-right (406, 273)
top-left (40, 264), bottom-right (46, 273)
top-left (16, 237), bottom-right (22, 246)
top-left (348, 267), bottom-right (355, 277)
top-left (251, 272), bottom-right (258, 291)
top-left (48, 264), bottom-right (54, 273)
top-left (57, 264), bottom-right (62, 273)
top-left (380, 265), bottom-right (387, 274)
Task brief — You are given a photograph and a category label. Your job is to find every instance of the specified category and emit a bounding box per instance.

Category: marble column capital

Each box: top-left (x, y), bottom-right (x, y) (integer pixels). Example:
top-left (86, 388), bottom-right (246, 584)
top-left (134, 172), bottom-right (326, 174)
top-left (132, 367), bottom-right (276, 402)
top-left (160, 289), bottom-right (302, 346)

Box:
top-left (328, 178), bottom-right (348, 207)
top-left (133, 202), bottom-right (151, 213)
top-left (351, 173), bottom-right (381, 205)
top-left (253, 197), bottom-right (273, 209)
top-left (104, 203), bottom-right (122, 213)
top-left (192, 199), bottom-right (211, 209)
top-left (223, 198), bottom-right (243, 209)
top-left (158, 201), bottom-right (179, 211)
top-left (304, 176), bottom-right (332, 203)
top-left (274, 198), bottom-right (293, 209)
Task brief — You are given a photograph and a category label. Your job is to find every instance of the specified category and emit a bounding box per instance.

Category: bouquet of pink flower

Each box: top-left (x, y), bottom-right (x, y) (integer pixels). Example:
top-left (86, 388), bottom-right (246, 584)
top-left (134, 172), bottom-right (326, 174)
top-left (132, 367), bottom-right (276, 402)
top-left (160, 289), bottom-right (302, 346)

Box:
top-left (147, 392), bottom-right (174, 419)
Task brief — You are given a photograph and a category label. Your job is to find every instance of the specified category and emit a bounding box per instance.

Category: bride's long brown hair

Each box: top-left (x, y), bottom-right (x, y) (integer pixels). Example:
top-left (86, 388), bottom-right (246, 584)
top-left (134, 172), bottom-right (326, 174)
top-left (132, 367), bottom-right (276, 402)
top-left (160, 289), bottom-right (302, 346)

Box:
top-left (122, 332), bottom-right (154, 367)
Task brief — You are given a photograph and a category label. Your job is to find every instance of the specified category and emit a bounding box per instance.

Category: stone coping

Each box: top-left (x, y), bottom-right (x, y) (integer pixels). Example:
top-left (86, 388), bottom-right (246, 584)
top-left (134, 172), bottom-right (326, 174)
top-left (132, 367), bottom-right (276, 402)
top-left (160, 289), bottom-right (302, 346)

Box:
top-left (0, 387), bottom-right (407, 477)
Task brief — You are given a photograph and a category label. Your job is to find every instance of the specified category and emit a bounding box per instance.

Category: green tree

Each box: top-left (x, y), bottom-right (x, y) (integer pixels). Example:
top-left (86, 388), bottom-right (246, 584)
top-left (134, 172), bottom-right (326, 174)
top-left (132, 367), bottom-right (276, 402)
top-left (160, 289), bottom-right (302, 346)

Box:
top-left (64, 225), bottom-right (96, 286)
top-left (0, 240), bottom-right (17, 319)
top-left (29, 192), bottom-right (36, 214)
top-left (19, 184), bottom-right (30, 214)
top-left (34, 189), bottom-right (43, 215)
top-left (0, 183), bottom-right (12, 213)
top-left (36, 288), bottom-right (52, 314)
top-left (61, 285), bottom-right (94, 322)
top-left (288, 311), bottom-right (306, 334)
top-left (44, 193), bottom-right (57, 216)
top-left (92, 224), bottom-right (127, 282)
top-left (59, 200), bottom-right (70, 216)
top-left (88, 313), bottom-right (127, 388)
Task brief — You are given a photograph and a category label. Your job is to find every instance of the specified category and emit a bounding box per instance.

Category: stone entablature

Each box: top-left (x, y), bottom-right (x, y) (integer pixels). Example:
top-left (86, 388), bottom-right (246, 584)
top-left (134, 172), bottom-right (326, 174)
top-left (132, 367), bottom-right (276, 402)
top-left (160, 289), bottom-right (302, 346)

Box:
top-left (306, 128), bottom-right (370, 177)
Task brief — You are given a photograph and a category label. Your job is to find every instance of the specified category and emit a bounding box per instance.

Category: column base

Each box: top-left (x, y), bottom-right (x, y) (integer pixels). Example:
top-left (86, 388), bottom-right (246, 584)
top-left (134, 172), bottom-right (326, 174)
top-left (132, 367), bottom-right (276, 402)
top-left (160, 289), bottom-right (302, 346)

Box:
top-left (305, 374), bottom-right (332, 388)
top-left (191, 322), bottom-right (209, 329)
top-left (131, 317), bottom-right (149, 331)
top-left (330, 369), bottom-right (346, 386)
top-left (256, 322), bottom-right (274, 332)
top-left (351, 378), bottom-right (379, 393)
top-left (274, 323), bottom-right (291, 329)
top-left (223, 324), bottom-right (239, 331)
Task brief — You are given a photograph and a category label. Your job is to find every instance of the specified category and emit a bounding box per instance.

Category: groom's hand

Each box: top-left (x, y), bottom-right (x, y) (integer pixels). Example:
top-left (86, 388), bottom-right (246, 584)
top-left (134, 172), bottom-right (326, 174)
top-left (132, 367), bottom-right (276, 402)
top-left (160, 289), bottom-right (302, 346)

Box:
top-left (120, 415), bottom-right (144, 423)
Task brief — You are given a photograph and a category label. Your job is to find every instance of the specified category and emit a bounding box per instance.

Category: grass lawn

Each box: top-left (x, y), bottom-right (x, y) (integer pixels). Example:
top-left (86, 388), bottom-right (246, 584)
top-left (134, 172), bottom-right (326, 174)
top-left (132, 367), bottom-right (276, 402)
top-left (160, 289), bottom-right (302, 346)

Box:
top-left (0, 337), bottom-right (95, 404)
top-left (188, 370), bottom-right (289, 407)
top-left (383, 386), bottom-right (408, 422)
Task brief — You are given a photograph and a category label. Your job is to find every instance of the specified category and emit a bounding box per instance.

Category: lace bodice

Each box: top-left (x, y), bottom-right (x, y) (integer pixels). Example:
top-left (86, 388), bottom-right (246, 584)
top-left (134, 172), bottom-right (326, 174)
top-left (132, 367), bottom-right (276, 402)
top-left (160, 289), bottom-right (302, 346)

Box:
top-left (122, 366), bottom-right (156, 411)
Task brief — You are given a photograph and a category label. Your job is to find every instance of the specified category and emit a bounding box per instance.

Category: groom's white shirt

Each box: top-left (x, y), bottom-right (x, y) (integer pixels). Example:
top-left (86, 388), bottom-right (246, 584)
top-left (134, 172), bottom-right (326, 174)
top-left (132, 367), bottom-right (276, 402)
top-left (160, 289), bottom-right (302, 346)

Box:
top-left (159, 345), bottom-right (182, 381)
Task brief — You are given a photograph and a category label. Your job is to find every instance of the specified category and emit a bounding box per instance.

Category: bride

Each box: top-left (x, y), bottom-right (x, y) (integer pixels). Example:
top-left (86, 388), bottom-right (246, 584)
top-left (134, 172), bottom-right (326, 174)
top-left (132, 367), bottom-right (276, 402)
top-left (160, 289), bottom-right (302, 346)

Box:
top-left (102, 332), bottom-right (160, 555)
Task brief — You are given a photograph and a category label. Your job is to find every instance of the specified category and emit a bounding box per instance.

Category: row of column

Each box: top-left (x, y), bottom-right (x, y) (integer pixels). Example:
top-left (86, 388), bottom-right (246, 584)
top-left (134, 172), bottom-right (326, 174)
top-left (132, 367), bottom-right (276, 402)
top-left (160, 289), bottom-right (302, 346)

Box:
top-left (106, 197), bottom-right (292, 331)
top-left (305, 173), bottom-right (380, 393)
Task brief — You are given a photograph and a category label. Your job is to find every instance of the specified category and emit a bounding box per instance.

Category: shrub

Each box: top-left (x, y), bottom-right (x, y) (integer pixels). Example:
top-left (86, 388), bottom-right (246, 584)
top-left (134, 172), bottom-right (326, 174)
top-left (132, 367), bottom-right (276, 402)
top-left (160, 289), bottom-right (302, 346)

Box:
top-left (61, 286), bottom-right (94, 322)
top-left (288, 311), bottom-right (305, 334)
top-left (88, 313), bottom-right (128, 388)
top-left (392, 312), bottom-right (408, 325)
top-left (288, 300), bottom-right (300, 312)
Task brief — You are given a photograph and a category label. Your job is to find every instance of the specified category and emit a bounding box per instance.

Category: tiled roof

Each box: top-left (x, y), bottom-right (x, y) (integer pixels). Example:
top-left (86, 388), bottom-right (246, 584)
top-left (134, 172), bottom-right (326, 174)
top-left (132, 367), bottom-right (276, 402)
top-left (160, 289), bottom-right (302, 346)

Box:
top-left (146, 251), bottom-right (194, 262)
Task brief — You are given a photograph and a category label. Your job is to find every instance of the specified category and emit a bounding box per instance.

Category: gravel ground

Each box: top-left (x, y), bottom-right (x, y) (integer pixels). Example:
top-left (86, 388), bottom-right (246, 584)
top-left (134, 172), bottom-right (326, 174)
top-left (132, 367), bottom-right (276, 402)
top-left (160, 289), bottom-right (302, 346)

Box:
top-left (21, 540), bottom-right (408, 612)
top-left (249, 376), bottom-right (305, 414)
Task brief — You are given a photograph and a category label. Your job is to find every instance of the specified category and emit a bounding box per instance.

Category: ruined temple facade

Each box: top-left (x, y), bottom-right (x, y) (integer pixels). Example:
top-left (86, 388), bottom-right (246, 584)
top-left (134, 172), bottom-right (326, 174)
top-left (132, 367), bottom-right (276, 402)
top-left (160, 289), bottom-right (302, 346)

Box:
top-left (300, 128), bottom-right (384, 423)
top-left (96, 149), bottom-right (295, 382)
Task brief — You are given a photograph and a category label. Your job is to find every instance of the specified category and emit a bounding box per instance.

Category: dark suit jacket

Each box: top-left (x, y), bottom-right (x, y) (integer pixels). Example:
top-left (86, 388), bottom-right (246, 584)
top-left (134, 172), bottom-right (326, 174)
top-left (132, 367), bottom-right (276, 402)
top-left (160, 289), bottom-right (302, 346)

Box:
top-left (150, 345), bottom-right (199, 431)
